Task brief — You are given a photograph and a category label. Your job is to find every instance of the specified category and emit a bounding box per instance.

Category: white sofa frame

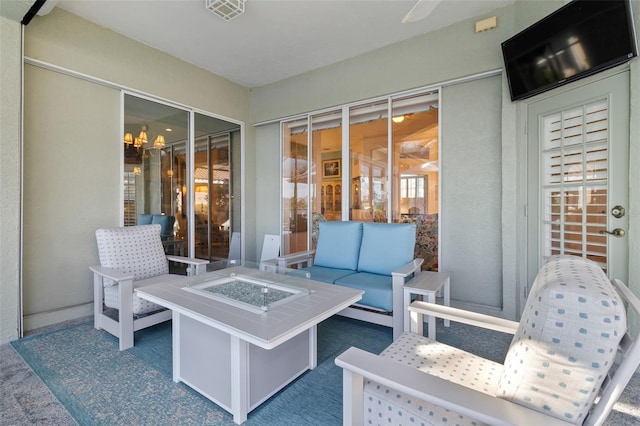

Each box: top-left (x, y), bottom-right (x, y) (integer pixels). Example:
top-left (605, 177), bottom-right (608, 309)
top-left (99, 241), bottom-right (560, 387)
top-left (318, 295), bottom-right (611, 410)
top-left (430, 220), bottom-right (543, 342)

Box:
top-left (277, 252), bottom-right (423, 340)
top-left (336, 277), bottom-right (640, 426)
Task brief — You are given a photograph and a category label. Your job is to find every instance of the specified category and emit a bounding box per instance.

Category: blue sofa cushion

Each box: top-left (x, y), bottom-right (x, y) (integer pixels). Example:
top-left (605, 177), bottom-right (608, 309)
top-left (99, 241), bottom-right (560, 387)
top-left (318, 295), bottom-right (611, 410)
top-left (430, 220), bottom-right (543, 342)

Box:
top-left (138, 214), bottom-right (154, 225)
top-left (151, 215), bottom-right (175, 237)
top-left (335, 272), bottom-right (394, 312)
top-left (287, 266), bottom-right (358, 284)
top-left (358, 223), bottom-right (416, 275)
top-left (314, 221), bottom-right (363, 270)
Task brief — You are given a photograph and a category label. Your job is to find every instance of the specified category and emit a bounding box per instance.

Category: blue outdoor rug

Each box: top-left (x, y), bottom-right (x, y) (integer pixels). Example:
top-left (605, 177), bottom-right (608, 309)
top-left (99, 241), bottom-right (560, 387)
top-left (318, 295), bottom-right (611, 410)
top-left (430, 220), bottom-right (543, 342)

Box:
top-left (11, 316), bottom-right (511, 425)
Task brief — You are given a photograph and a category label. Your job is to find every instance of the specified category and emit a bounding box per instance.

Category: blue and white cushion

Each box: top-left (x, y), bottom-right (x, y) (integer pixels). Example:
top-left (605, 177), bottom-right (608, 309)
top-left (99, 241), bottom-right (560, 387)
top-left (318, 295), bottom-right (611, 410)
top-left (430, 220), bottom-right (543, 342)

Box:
top-left (364, 332), bottom-right (498, 425)
top-left (497, 255), bottom-right (626, 424)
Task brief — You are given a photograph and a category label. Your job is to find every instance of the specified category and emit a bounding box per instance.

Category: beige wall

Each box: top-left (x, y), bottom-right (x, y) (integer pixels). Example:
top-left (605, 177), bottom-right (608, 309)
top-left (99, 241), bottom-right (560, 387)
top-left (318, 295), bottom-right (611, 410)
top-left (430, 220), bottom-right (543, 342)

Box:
top-left (19, 8), bottom-right (253, 331)
top-left (0, 16), bottom-right (22, 343)
top-left (250, 2), bottom-right (562, 124)
top-left (250, 0), bottom-right (640, 319)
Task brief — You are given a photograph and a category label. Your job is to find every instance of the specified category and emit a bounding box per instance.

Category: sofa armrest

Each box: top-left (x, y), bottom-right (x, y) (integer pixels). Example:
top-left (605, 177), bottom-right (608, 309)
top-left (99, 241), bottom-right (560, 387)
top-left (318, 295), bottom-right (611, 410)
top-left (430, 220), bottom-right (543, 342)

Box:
top-left (335, 346), bottom-right (571, 426)
top-left (389, 258), bottom-right (424, 339)
top-left (165, 255), bottom-right (209, 275)
top-left (408, 300), bottom-right (519, 335)
top-left (276, 250), bottom-right (315, 269)
top-left (391, 258), bottom-right (424, 278)
top-left (89, 265), bottom-right (134, 283)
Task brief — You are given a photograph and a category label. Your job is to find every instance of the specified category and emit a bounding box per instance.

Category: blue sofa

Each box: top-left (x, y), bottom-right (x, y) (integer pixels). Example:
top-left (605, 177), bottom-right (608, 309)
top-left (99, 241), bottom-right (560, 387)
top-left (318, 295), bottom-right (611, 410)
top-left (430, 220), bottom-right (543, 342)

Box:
top-left (280, 221), bottom-right (423, 339)
top-left (138, 214), bottom-right (175, 239)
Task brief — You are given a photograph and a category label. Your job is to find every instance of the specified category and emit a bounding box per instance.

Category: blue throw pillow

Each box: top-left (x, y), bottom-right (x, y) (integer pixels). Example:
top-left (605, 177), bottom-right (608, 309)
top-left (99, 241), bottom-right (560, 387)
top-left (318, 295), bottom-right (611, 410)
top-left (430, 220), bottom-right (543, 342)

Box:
top-left (358, 223), bottom-right (416, 275)
top-left (138, 214), bottom-right (153, 225)
top-left (314, 221), bottom-right (363, 270)
top-left (151, 215), bottom-right (174, 237)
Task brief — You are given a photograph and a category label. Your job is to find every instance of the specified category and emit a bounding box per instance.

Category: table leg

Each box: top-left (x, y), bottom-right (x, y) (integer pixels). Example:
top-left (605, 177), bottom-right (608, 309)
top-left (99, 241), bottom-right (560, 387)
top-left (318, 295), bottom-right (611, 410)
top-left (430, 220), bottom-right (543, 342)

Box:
top-left (403, 290), bottom-right (411, 332)
top-left (230, 336), bottom-right (249, 425)
top-left (172, 312), bottom-right (181, 382)
top-left (444, 277), bottom-right (451, 327)
top-left (309, 325), bottom-right (317, 369)
top-left (426, 292), bottom-right (436, 339)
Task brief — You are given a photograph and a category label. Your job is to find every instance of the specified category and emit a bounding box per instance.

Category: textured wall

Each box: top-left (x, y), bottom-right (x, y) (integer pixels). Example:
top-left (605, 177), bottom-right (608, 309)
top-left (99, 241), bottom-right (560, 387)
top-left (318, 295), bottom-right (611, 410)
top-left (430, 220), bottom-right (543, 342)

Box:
top-left (0, 16), bottom-right (22, 343)
top-left (440, 76), bottom-right (503, 307)
top-left (20, 8), bottom-right (251, 330)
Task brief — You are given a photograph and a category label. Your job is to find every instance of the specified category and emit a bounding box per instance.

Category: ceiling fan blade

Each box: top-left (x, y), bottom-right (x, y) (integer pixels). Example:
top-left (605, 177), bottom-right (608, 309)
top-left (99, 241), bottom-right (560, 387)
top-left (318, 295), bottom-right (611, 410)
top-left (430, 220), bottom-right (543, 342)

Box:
top-left (402, 0), bottom-right (442, 24)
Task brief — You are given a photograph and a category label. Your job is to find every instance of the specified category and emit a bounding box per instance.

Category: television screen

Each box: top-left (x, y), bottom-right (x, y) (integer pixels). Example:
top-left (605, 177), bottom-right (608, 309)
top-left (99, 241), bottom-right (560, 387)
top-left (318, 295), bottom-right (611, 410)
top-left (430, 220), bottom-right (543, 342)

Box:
top-left (502, 0), bottom-right (637, 101)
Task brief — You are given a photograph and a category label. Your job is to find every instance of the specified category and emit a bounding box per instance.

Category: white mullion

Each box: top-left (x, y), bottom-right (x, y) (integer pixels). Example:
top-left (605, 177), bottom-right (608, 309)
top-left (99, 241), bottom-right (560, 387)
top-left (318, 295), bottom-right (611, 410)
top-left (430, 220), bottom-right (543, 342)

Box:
top-left (387, 98), bottom-right (393, 223)
top-left (559, 110), bottom-right (566, 256)
top-left (307, 115), bottom-right (312, 249)
top-left (581, 104), bottom-right (590, 258)
top-left (342, 107), bottom-right (349, 221)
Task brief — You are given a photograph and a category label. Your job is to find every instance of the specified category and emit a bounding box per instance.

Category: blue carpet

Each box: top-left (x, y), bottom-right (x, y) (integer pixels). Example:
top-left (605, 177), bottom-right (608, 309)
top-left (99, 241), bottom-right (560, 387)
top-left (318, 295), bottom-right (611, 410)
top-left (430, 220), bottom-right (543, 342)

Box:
top-left (11, 316), bottom-right (511, 425)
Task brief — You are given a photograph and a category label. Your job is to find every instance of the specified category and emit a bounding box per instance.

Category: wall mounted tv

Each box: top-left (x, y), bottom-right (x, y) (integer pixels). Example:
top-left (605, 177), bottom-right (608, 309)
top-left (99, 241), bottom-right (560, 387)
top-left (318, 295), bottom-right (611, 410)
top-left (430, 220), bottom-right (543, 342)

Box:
top-left (502, 0), bottom-right (637, 101)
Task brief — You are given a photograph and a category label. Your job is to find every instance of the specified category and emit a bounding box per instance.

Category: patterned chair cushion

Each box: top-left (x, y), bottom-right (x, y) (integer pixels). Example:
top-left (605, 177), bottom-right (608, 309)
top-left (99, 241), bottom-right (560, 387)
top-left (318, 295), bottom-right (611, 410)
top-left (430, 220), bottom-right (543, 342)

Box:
top-left (95, 224), bottom-right (169, 286)
top-left (497, 255), bottom-right (626, 424)
top-left (364, 332), bottom-right (500, 426)
top-left (103, 274), bottom-right (179, 315)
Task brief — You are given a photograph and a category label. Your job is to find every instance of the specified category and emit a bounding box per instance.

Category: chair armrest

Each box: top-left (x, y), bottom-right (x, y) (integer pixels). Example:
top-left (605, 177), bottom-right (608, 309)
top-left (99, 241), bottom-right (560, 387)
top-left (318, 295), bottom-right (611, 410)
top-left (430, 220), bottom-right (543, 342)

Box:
top-left (391, 258), bottom-right (424, 277)
top-left (408, 300), bottom-right (519, 335)
top-left (89, 265), bottom-right (134, 282)
top-left (276, 250), bottom-right (315, 268)
top-left (335, 347), bottom-right (571, 426)
top-left (165, 255), bottom-right (209, 267)
top-left (166, 256), bottom-right (209, 275)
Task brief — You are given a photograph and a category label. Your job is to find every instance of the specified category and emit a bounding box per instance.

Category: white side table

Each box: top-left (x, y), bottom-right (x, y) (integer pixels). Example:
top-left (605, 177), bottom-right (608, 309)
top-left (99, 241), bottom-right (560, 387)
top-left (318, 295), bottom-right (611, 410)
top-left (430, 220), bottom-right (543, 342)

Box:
top-left (403, 271), bottom-right (450, 339)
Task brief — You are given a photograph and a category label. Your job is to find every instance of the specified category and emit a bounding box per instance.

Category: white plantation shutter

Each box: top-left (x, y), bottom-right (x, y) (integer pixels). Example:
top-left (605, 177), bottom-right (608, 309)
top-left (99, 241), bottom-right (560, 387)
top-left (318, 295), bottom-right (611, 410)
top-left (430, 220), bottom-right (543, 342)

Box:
top-left (542, 99), bottom-right (609, 269)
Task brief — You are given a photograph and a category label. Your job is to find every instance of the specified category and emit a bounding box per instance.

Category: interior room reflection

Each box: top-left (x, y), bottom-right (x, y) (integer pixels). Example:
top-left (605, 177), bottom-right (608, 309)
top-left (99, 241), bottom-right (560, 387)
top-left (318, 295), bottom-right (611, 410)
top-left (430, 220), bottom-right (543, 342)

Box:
top-left (282, 93), bottom-right (439, 270)
top-left (124, 95), bottom-right (240, 261)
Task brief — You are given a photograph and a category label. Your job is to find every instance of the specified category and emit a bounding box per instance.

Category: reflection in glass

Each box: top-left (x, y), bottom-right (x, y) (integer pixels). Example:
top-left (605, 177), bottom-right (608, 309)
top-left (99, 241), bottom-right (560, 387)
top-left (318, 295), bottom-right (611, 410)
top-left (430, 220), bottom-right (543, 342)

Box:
top-left (312, 110), bottom-right (342, 251)
top-left (124, 95), bottom-right (240, 260)
top-left (349, 101), bottom-right (389, 222)
top-left (282, 119), bottom-right (309, 254)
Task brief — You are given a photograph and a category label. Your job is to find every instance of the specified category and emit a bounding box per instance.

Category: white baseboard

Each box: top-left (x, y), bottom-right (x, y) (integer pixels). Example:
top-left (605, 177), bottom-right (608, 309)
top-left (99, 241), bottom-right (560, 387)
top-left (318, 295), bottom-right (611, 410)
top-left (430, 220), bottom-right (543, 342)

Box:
top-left (23, 303), bottom-right (93, 333)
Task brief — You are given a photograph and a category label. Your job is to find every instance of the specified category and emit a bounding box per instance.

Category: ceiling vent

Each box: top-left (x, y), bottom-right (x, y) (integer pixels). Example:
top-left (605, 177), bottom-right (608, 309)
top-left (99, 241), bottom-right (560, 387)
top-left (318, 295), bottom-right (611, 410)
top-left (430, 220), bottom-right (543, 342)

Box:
top-left (205, 0), bottom-right (246, 21)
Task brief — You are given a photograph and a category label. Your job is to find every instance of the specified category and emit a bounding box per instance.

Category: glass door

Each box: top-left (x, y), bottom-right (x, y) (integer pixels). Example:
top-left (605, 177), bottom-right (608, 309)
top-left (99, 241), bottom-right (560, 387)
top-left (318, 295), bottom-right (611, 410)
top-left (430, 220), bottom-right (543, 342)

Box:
top-left (392, 92), bottom-right (440, 270)
top-left (349, 101), bottom-right (389, 222)
top-left (123, 94), bottom-right (189, 254)
top-left (124, 95), bottom-right (240, 260)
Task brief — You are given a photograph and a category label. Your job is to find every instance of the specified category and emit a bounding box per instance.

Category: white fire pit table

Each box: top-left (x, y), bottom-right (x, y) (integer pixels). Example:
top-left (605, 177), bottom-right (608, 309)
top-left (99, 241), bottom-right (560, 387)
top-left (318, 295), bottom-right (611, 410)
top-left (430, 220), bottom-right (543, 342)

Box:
top-left (136, 260), bottom-right (363, 424)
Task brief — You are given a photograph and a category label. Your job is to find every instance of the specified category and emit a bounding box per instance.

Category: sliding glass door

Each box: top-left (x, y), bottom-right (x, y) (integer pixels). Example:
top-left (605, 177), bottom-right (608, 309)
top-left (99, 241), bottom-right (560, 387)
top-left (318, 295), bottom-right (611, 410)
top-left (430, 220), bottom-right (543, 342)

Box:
top-left (123, 94), bottom-right (240, 260)
top-left (280, 90), bottom-right (440, 270)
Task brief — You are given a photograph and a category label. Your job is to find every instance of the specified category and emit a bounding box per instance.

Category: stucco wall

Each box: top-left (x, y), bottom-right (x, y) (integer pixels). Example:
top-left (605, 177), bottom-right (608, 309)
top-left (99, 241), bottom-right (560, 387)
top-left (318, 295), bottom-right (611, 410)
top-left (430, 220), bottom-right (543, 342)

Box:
top-left (0, 16), bottom-right (22, 343)
top-left (20, 8), bottom-right (253, 330)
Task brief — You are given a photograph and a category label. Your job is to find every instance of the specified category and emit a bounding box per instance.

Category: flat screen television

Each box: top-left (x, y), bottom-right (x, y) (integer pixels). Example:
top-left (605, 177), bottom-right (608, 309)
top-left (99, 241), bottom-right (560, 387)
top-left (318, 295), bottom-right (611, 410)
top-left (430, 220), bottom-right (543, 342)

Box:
top-left (502, 0), bottom-right (637, 101)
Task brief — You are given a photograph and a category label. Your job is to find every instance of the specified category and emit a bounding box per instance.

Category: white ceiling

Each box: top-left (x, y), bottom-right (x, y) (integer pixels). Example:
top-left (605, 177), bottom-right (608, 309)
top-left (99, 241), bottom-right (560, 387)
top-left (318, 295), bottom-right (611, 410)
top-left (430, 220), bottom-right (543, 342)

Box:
top-left (50, 0), bottom-right (515, 88)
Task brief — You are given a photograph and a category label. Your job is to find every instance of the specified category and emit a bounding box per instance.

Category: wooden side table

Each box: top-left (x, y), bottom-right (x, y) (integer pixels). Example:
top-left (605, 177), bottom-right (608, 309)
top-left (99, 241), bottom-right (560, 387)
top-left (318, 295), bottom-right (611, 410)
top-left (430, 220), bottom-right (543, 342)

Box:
top-left (403, 271), bottom-right (450, 339)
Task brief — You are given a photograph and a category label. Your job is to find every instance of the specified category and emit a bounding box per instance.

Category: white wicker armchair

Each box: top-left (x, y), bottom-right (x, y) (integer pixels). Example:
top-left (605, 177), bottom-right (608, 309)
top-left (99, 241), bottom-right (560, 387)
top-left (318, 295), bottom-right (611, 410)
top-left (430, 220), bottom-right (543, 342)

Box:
top-left (336, 256), bottom-right (640, 425)
top-left (90, 224), bottom-right (208, 350)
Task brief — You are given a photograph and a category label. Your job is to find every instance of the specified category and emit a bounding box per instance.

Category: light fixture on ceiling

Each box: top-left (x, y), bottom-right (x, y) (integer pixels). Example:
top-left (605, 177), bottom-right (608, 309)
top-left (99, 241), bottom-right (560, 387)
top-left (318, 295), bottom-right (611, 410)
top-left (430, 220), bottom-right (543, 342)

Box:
top-left (137, 125), bottom-right (149, 145)
top-left (123, 132), bottom-right (134, 146)
top-left (153, 134), bottom-right (166, 149)
top-left (392, 116), bottom-right (405, 123)
top-left (205, 0), bottom-right (246, 21)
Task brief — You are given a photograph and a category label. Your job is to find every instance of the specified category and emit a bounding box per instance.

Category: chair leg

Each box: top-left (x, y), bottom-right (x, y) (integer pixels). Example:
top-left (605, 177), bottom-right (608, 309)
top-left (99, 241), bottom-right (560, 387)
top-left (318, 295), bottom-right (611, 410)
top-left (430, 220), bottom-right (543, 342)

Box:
top-left (93, 273), bottom-right (104, 330)
top-left (118, 279), bottom-right (134, 351)
top-left (342, 368), bottom-right (364, 426)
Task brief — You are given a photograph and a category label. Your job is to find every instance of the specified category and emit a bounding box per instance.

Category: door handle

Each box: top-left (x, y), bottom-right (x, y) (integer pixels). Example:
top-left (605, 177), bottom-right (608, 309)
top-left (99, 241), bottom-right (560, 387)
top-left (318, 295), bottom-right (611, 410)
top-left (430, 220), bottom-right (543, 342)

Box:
top-left (611, 205), bottom-right (626, 218)
top-left (599, 228), bottom-right (626, 237)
